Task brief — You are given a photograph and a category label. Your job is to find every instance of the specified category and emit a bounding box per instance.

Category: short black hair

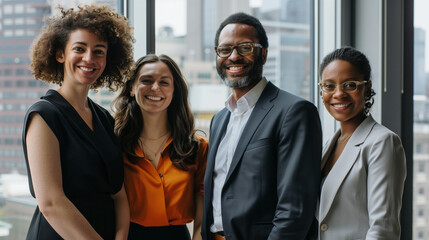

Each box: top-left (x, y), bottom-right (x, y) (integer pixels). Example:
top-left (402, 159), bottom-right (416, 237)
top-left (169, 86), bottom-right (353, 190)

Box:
top-left (214, 12), bottom-right (269, 48)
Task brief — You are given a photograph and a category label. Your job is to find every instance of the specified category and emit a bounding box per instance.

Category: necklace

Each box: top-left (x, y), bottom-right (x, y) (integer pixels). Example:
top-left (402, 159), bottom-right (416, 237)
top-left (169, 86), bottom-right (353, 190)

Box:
top-left (140, 131), bottom-right (170, 141)
top-left (139, 133), bottom-right (169, 162)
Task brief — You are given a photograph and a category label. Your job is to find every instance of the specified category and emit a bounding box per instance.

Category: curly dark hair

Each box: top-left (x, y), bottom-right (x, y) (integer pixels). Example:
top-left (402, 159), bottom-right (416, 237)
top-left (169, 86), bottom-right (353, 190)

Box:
top-left (319, 46), bottom-right (376, 115)
top-left (30, 3), bottom-right (134, 90)
top-left (113, 54), bottom-right (199, 171)
top-left (214, 12), bottom-right (269, 48)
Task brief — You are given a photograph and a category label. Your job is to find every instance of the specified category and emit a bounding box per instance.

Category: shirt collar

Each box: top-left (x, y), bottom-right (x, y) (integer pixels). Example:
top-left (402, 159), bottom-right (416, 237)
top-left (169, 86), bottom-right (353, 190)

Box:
top-left (225, 77), bottom-right (268, 114)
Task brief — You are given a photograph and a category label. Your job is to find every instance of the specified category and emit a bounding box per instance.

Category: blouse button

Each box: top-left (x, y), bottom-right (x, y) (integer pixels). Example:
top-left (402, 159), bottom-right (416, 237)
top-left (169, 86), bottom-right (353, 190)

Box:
top-left (320, 223), bottom-right (328, 232)
top-left (159, 173), bottom-right (163, 177)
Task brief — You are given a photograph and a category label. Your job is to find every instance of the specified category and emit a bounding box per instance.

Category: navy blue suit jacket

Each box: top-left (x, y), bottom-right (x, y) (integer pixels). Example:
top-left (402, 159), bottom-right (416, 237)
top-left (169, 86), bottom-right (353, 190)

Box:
top-left (202, 82), bottom-right (322, 240)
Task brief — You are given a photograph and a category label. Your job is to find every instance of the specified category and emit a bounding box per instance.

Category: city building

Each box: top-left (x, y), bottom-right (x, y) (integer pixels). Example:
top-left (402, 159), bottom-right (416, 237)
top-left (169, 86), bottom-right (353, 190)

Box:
top-left (414, 118), bottom-right (429, 240)
top-left (0, 0), bottom-right (52, 174)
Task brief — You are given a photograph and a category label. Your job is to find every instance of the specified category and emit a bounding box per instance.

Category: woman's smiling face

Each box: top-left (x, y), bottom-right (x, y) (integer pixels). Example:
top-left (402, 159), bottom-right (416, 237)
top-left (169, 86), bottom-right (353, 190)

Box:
top-left (321, 59), bottom-right (370, 125)
top-left (131, 61), bottom-right (174, 115)
top-left (57, 29), bottom-right (107, 87)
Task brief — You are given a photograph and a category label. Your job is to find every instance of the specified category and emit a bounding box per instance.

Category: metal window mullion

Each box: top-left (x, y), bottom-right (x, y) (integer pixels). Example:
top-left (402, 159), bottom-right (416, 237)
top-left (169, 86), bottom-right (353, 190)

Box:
top-left (146, 0), bottom-right (155, 54)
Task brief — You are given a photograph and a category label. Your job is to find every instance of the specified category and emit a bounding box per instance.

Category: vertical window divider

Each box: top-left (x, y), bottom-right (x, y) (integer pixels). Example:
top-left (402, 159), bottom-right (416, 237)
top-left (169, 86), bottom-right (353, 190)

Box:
top-left (146, 0), bottom-right (155, 53)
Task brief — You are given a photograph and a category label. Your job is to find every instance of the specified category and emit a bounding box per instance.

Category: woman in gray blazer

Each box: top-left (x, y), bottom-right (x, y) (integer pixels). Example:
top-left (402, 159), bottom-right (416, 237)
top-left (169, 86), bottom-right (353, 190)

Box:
top-left (317, 47), bottom-right (406, 240)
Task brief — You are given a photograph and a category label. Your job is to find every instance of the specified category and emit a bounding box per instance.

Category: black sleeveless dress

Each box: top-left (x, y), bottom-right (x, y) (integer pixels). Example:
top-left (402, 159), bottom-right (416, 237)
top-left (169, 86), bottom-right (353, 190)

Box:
top-left (22, 90), bottom-right (123, 240)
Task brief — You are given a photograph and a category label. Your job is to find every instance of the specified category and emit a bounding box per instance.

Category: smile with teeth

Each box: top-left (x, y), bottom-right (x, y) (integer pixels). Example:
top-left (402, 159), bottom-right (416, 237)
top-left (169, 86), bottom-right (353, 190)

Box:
top-left (79, 66), bottom-right (95, 72)
top-left (146, 96), bottom-right (163, 101)
top-left (229, 66), bottom-right (243, 71)
top-left (332, 103), bottom-right (351, 108)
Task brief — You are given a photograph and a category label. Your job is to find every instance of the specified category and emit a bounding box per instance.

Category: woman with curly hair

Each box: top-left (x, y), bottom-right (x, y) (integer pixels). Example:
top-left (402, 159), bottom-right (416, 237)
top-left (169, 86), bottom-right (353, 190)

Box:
top-left (113, 54), bottom-right (207, 240)
top-left (22, 4), bottom-right (134, 239)
top-left (316, 47), bottom-right (406, 239)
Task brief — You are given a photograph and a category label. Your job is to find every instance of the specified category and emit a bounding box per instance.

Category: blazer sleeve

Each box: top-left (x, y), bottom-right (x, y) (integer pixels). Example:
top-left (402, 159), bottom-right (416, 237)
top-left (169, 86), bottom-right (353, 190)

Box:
top-left (269, 100), bottom-right (322, 240)
top-left (366, 131), bottom-right (406, 240)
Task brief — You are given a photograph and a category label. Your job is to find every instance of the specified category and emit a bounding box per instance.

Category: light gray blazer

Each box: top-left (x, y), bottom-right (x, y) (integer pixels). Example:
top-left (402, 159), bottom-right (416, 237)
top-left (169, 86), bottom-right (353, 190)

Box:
top-left (317, 115), bottom-right (406, 240)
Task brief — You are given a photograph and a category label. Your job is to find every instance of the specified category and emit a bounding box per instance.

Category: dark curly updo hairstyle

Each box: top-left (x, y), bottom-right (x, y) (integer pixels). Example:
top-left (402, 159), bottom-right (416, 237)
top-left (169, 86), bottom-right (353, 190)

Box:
top-left (319, 47), bottom-right (376, 115)
top-left (30, 3), bottom-right (134, 90)
top-left (113, 54), bottom-right (199, 171)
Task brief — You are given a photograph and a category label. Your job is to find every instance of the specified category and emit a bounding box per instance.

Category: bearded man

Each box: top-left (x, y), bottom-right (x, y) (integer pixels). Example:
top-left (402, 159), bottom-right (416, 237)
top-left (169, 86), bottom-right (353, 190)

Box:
top-left (202, 12), bottom-right (322, 240)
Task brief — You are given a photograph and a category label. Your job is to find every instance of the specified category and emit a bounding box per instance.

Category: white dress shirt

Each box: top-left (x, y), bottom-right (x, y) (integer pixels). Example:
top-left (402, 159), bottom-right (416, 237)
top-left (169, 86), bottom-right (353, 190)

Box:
top-left (210, 78), bottom-right (267, 233)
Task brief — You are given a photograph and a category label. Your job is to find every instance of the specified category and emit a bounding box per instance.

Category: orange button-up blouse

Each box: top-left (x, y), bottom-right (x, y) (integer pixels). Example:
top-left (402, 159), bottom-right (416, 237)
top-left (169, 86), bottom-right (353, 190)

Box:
top-left (124, 135), bottom-right (208, 227)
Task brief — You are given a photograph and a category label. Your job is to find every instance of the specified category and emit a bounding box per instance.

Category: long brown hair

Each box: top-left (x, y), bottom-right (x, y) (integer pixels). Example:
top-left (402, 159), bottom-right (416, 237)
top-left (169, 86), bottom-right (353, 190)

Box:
top-left (113, 54), bottom-right (198, 170)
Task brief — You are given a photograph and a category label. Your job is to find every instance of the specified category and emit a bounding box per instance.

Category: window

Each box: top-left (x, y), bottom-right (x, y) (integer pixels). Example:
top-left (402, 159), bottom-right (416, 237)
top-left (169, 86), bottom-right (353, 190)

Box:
top-left (15, 18), bottom-right (24, 25)
top-left (25, 18), bottom-right (36, 25)
top-left (419, 162), bottom-right (425, 173)
top-left (154, 0), bottom-right (313, 133)
top-left (418, 209), bottom-right (424, 218)
top-left (4, 80), bottom-right (12, 87)
top-left (5, 104), bottom-right (13, 110)
top-left (0, 0), bottom-right (103, 236)
top-left (101, 91), bottom-right (114, 96)
top-left (197, 72), bottom-right (211, 79)
top-left (26, 6), bottom-right (36, 14)
top-left (415, 0), bottom-right (429, 236)
top-left (15, 29), bottom-right (24, 36)
top-left (3, 18), bottom-right (13, 25)
top-left (416, 143), bottom-right (423, 153)
top-left (418, 187), bottom-right (425, 195)
top-left (28, 80), bottom-right (37, 87)
top-left (4, 30), bottom-right (13, 37)
top-left (16, 69), bottom-right (25, 76)
top-left (4, 69), bottom-right (12, 76)
top-left (26, 29), bottom-right (36, 36)
top-left (3, 5), bottom-right (13, 14)
top-left (15, 4), bottom-right (24, 14)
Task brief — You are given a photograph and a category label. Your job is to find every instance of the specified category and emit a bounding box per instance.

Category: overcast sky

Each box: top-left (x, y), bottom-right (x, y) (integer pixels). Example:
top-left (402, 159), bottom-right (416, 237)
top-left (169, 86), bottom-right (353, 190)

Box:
top-left (155, 0), bottom-right (186, 36)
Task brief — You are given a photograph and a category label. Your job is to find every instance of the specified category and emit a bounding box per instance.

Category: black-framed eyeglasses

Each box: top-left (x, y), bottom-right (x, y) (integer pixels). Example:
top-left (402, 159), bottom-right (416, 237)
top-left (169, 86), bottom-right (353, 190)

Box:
top-left (319, 80), bottom-right (368, 94)
top-left (214, 43), bottom-right (263, 58)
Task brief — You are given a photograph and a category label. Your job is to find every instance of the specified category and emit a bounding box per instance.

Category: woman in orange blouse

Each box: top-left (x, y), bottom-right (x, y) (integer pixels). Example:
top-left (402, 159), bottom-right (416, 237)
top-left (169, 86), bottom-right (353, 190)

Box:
top-left (113, 54), bottom-right (207, 240)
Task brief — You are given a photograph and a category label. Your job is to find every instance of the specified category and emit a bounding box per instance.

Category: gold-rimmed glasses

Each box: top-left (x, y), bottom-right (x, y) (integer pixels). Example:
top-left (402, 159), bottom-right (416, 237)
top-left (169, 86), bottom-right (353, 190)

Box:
top-left (319, 80), bottom-right (368, 94)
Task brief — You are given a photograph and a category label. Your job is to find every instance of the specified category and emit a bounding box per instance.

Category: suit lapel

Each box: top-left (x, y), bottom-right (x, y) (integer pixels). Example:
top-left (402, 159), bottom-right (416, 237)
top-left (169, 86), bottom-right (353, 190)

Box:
top-left (206, 109), bottom-right (230, 188)
top-left (225, 82), bottom-right (277, 184)
top-left (319, 135), bottom-right (360, 221)
top-left (319, 116), bottom-right (377, 221)
top-left (321, 130), bottom-right (341, 171)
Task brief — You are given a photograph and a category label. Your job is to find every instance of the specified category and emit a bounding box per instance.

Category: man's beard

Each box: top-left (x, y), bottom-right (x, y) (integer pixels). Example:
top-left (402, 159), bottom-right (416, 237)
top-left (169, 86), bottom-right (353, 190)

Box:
top-left (217, 55), bottom-right (264, 89)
